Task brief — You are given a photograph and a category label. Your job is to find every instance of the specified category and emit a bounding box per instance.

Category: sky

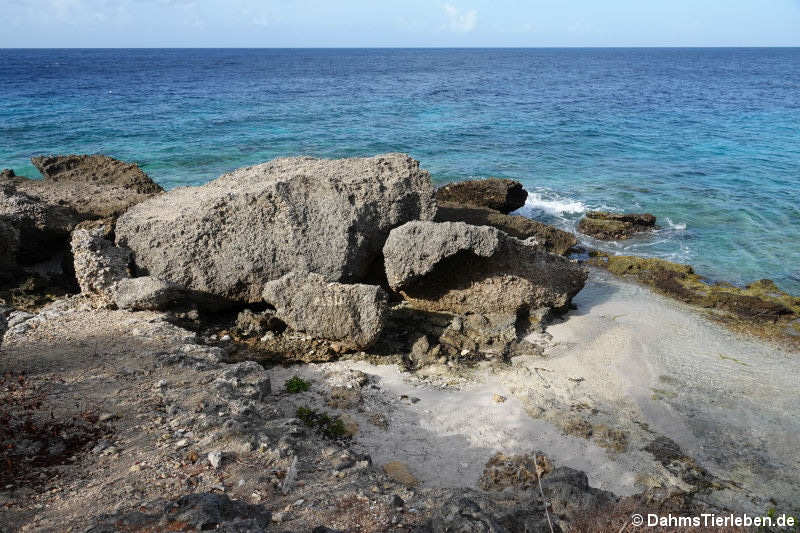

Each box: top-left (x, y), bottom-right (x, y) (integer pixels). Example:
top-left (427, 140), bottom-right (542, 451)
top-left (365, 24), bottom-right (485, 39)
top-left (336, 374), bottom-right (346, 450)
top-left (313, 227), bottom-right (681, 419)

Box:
top-left (2, 0), bottom-right (800, 48)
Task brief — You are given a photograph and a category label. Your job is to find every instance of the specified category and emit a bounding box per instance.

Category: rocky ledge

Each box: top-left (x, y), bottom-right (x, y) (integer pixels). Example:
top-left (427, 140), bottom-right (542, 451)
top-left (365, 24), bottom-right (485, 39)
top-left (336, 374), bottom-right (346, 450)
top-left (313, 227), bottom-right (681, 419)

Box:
top-left (589, 252), bottom-right (800, 347)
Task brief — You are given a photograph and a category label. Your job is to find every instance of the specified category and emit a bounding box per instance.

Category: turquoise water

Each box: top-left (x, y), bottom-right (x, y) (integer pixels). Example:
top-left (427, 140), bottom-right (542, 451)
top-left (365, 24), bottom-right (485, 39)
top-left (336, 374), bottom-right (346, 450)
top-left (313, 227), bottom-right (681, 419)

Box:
top-left (1, 48), bottom-right (798, 292)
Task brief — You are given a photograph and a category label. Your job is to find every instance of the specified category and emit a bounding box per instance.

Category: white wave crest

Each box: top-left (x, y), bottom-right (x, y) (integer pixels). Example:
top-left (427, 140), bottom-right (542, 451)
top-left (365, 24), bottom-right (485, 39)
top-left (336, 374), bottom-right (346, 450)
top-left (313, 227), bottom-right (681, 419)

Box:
top-left (523, 193), bottom-right (586, 216)
top-left (664, 217), bottom-right (687, 231)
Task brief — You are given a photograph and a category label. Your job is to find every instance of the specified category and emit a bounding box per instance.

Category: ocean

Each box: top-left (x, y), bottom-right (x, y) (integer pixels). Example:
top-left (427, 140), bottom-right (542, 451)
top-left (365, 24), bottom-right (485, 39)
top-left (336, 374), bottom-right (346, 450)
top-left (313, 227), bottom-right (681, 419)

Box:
top-left (1, 48), bottom-right (798, 292)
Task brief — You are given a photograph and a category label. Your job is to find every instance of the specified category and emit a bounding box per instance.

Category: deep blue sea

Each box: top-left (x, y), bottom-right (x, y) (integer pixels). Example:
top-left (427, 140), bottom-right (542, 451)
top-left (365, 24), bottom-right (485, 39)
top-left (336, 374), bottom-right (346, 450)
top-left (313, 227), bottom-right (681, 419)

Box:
top-left (1, 48), bottom-right (799, 293)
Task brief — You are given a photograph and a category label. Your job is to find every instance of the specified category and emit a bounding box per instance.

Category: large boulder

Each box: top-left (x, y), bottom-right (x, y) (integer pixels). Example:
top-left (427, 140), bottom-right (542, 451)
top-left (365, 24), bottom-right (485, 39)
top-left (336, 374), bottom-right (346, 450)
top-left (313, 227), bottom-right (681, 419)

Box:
top-left (263, 272), bottom-right (388, 349)
top-left (383, 221), bottom-right (586, 316)
top-left (7, 154), bottom-right (164, 219)
top-left (436, 201), bottom-right (577, 255)
top-left (435, 178), bottom-right (527, 214)
top-left (577, 211), bottom-right (656, 240)
top-left (116, 154), bottom-right (437, 304)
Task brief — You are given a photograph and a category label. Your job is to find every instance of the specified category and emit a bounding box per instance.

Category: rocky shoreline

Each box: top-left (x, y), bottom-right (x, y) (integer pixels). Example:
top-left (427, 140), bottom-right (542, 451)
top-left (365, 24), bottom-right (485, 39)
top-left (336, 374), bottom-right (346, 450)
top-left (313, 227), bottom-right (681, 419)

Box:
top-left (1, 153), bottom-right (797, 532)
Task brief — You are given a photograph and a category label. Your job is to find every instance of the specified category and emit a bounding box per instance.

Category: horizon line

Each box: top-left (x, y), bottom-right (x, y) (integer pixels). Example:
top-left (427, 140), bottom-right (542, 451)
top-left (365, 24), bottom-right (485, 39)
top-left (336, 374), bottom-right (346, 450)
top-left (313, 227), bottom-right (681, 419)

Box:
top-left (2, 45), bottom-right (800, 50)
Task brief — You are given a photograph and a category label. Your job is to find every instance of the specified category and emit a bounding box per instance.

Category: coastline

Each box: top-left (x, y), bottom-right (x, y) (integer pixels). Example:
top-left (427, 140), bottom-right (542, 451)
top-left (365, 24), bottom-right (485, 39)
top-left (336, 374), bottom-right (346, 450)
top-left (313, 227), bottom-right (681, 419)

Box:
top-left (1, 153), bottom-right (798, 531)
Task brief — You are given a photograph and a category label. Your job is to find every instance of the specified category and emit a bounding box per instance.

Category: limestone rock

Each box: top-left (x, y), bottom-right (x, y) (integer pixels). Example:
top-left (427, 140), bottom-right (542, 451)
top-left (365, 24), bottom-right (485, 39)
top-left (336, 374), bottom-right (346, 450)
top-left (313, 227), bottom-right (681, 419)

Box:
top-left (263, 272), bottom-right (387, 349)
top-left (12, 154), bottom-right (163, 219)
top-left (234, 309), bottom-right (285, 337)
top-left (70, 227), bottom-right (131, 303)
top-left (111, 276), bottom-right (184, 311)
top-left (0, 183), bottom-right (81, 266)
top-left (89, 493), bottom-right (271, 532)
top-left (383, 221), bottom-right (586, 316)
top-left (436, 178), bottom-right (527, 214)
top-left (213, 361), bottom-right (271, 402)
top-left (116, 154), bottom-right (436, 303)
top-left (578, 211), bottom-right (656, 240)
top-left (435, 201), bottom-right (576, 255)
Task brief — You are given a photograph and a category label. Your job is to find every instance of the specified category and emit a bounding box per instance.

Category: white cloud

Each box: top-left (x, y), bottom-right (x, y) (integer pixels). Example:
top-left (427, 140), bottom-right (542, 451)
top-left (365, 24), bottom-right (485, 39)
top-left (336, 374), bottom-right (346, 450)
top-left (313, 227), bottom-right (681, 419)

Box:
top-left (442, 3), bottom-right (477, 33)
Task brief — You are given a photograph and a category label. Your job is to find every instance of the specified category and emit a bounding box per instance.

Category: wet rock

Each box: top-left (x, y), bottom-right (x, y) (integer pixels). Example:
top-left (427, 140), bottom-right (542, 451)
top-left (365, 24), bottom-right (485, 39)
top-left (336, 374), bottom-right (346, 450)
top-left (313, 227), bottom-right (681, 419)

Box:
top-left (383, 221), bottom-right (586, 316)
top-left (577, 211), bottom-right (656, 240)
top-left (111, 276), bottom-right (185, 311)
top-left (436, 178), bottom-right (527, 214)
top-left (436, 201), bottom-right (576, 255)
top-left (70, 227), bottom-right (131, 304)
top-left (18, 154), bottom-right (164, 219)
top-left (589, 253), bottom-right (800, 346)
top-left (116, 153), bottom-right (437, 304)
top-left (263, 272), bottom-right (388, 349)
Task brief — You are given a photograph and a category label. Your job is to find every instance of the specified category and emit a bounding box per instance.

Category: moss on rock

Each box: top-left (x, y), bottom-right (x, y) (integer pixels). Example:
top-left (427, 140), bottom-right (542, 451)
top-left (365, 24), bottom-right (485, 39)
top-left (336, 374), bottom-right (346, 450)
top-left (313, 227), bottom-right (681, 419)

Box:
top-left (588, 252), bottom-right (800, 348)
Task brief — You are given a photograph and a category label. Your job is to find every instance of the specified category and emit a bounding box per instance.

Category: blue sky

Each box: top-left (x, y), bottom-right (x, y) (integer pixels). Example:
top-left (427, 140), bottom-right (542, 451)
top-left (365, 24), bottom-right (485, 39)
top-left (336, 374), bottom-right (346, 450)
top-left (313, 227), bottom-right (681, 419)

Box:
top-left (2, 0), bottom-right (800, 47)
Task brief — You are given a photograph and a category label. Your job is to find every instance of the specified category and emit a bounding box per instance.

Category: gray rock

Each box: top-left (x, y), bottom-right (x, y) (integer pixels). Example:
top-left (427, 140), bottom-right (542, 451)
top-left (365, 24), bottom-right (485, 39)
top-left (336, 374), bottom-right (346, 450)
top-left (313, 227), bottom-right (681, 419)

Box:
top-left (0, 183), bottom-right (81, 266)
top-left (70, 227), bottom-right (131, 304)
top-left (383, 221), bottom-right (586, 316)
top-left (435, 201), bottom-right (577, 255)
top-left (263, 272), bottom-right (388, 349)
top-left (214, 361), bottom-right (271, 402)
top-left (89, 493), bottom-right (271, 532)
top-left (542, 467), bottom-right (616, 526)
top-left (111, 276), bottom-right (184, 311)
top-left (116, 154), bottom-right (437, 304)
top-left (234, 309), bottom-right (284, 337)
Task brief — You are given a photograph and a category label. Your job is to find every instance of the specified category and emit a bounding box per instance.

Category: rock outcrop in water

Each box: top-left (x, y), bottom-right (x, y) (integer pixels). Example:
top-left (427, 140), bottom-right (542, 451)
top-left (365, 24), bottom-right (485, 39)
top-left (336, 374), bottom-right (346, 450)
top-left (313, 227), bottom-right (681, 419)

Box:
top-left (116, 154), bottom-right (437, 304)
top-left (383, 221), bottom-right (586, 316)
top-left (23, 155), bottom-right (164, 218)
top-left (436, 177), bottom-right (527, 214)
top-left (578, 211), bottom-right (656, 240)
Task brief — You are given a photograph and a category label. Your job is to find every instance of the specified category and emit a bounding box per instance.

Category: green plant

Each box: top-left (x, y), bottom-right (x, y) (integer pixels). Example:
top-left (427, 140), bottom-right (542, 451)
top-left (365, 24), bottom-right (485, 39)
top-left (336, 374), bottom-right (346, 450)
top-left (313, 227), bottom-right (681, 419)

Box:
top-left (285, 376), bottom-right (310, 393)
top-left (296, 406), bottom-right (347, 439)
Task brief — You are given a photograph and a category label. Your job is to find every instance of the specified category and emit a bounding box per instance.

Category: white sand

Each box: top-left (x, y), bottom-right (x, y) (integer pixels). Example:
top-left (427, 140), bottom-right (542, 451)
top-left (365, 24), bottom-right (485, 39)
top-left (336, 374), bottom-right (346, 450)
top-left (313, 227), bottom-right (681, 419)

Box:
top-left (270, 268), bottom-right (799, 513)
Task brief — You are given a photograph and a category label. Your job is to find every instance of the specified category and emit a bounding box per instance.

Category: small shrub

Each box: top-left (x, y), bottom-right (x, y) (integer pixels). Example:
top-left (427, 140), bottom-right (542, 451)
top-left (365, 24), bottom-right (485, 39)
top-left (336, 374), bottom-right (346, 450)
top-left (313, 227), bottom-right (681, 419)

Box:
top-left (285, 376), bottom-right (310, 393)
top-left (296, 406), bottom-right (347, 439)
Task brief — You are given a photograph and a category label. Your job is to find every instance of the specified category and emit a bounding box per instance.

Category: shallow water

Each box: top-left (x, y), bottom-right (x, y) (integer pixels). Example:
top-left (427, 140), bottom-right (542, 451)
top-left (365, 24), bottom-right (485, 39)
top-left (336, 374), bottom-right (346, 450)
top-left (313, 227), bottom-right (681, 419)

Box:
top-left (1, 48), bottom-right (798, 291)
